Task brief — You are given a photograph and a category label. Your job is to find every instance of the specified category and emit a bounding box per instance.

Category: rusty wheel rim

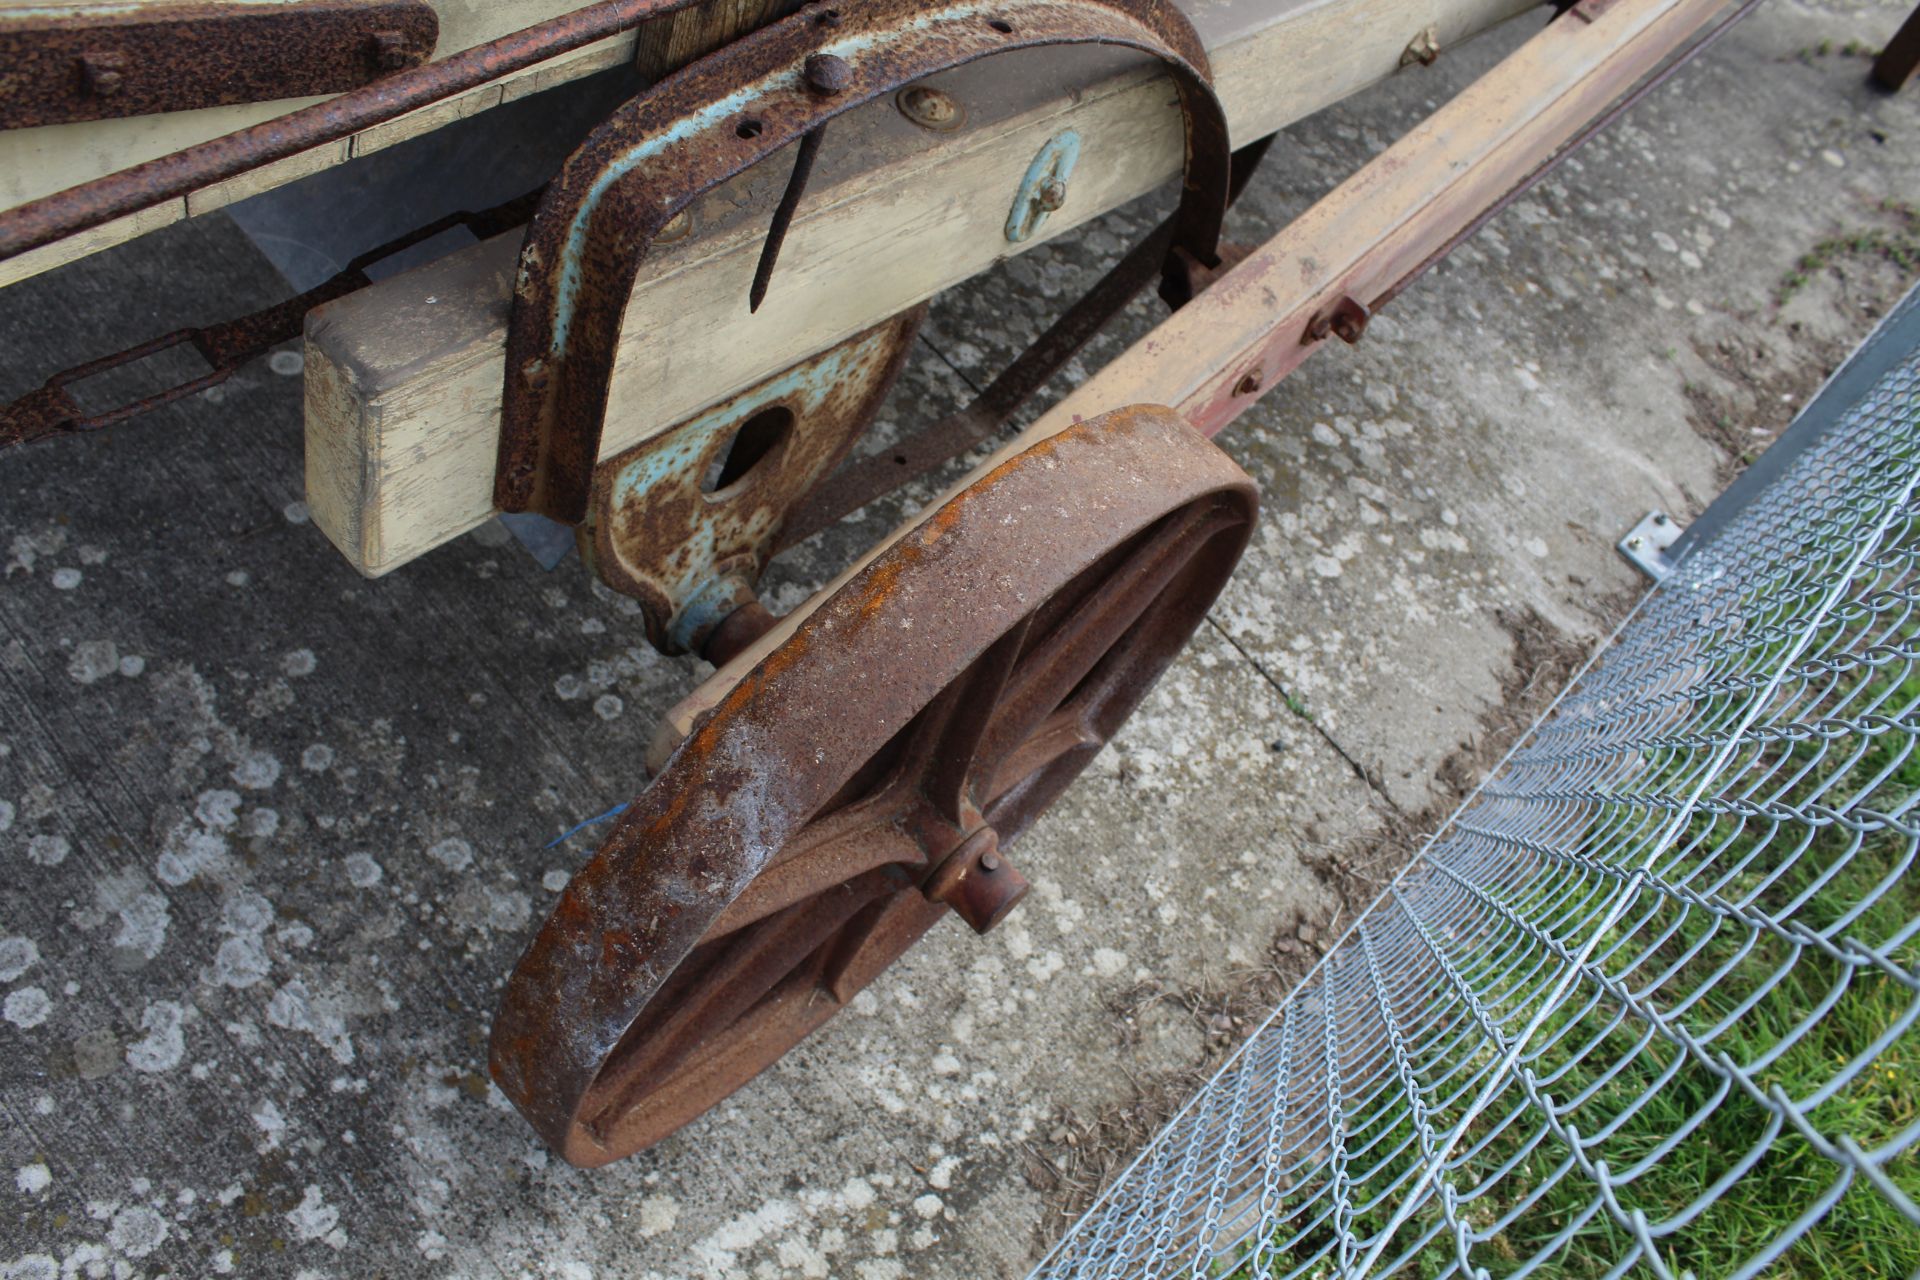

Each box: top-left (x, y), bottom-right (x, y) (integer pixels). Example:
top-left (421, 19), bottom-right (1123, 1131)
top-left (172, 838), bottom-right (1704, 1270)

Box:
top-left (491, 406), bottom-right (1257, 1165)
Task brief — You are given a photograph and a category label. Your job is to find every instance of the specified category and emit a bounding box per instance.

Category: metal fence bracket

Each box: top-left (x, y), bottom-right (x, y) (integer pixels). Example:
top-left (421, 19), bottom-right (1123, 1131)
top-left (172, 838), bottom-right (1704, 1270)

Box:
top-left (1616, 508), bottom-right (1682, 580)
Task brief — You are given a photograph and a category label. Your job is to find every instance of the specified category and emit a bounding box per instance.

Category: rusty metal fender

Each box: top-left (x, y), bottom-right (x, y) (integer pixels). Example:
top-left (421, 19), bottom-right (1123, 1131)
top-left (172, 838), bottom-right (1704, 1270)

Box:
top-left (493, 0), bottom-right (1233, 525)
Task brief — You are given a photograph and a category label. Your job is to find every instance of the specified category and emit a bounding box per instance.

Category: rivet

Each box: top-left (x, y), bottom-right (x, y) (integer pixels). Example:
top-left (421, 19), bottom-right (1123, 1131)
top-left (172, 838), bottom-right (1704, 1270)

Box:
top-left (803, 53), bottom-right (852, 96)
top-left (370, 30), bottom-right (413, 72)
top-left (897, 85), bottom-right (964, 132)
top-left (80, 53), bottom-right (127, 98)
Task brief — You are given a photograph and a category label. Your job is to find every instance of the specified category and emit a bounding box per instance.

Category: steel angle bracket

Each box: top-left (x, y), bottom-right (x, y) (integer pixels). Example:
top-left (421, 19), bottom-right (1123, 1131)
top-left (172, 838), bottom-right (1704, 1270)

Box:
top-left (492, 0), bottom-right (1233, 526)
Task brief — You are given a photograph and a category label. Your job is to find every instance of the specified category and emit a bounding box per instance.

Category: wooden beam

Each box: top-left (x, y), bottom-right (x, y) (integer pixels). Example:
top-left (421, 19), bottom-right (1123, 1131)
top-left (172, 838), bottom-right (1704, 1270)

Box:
top-left (302, 0), bottom-right (1540, 577)
top-left (656, 0), bottom-right (1734, 750)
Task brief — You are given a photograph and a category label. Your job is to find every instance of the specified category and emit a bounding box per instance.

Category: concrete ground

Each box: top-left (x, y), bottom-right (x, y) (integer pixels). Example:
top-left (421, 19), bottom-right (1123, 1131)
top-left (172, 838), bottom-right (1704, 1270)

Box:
top-left (2, 3), bottom-right (1916, 1277)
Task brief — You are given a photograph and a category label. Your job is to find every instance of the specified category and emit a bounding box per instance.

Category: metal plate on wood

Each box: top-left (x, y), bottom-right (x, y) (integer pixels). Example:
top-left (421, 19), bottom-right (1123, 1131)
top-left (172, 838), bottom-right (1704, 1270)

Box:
top-left (0, 1), bottom-right (440, 131)
top-left (583, 307), bottom-right (924, 655)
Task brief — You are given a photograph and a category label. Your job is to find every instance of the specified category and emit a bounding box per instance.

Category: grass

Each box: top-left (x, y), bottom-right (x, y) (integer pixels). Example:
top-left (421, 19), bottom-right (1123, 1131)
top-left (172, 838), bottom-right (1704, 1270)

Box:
top-left (1224, 544), bottom-right (1920, 1277)
top-left (1777, 201), bottom-right (1920, 306)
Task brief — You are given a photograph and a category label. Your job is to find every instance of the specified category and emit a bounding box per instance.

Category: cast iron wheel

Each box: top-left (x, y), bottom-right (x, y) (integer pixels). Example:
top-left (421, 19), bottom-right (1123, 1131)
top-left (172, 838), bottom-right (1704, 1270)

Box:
top-left (491, 405), bottom-right (1258, 1165)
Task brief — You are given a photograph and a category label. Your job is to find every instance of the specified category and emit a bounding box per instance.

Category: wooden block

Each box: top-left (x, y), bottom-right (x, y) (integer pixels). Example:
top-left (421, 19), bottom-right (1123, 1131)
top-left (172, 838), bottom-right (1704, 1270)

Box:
top-left (303, 0), bottom-right (1542, 577)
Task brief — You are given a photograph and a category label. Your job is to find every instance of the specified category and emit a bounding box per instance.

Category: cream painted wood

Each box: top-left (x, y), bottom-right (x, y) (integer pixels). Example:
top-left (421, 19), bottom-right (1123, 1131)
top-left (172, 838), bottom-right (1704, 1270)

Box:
top-left (303, 0), bottom-right (1541, 577)
top-left (654, 0), bottom-right (1731, 749)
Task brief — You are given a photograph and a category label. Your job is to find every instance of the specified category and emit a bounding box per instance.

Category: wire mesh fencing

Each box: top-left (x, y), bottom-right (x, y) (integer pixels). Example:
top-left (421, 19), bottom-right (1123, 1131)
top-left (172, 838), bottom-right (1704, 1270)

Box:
top-left (1031, 283), bottom-right (1920, 1280)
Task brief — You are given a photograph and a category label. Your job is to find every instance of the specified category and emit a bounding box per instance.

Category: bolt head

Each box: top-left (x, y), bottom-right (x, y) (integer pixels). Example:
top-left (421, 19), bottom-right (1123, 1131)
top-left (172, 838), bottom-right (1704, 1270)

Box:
top-left (803, 53), bottom-right (852, 96)
top-left (370, 30), bottom-right (413, 71)
top-left (1627, 536), bottom-right (1645, 550)
top-left (897, 85), bottom-right (963, 132)
top-left (80, 53), bottom-right (126, 98)
top-left (1035, 178), bottom-right (1068, 213)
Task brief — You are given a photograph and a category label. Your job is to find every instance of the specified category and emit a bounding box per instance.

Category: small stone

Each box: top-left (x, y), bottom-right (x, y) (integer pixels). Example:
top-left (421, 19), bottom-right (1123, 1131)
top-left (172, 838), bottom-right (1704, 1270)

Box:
top-left (4, 986), bottom-right (52, 1028)
top-left (428, 837), bottom-right (474, 872)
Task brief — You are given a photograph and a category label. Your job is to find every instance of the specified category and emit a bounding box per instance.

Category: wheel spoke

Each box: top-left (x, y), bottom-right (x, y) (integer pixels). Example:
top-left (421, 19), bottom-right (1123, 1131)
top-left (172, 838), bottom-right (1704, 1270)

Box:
top-left (915, 617), bottom-right (1032, 824)
top-left (587, 867), bottom-right (907, 1117)
top-left (983, 704), bottom-right (1103, 804)
top-left (822, 890), bottom-right (950, 1003)
top-left (974, 501), bottom-right (1236, 785)
top-left (704, 812), bottom-right (925, 938)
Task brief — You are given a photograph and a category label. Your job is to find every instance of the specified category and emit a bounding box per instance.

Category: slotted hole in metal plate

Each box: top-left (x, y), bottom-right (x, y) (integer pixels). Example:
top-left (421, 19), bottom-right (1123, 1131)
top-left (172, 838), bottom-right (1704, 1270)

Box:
top-left (704, 405), bottom-right (794, 496)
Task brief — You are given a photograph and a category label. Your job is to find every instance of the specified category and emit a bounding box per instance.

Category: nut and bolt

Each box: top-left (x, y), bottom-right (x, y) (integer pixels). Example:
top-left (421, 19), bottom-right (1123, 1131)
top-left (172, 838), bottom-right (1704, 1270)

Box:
top-left (981, 851), bottom-right (1002, 872)
top-left (1627, 536), bottom-right (1646, 551)
top-left (80, 52), bottom-right (127, 98)
top-left (803, 53), bottom-right (852, 96)
top-left (370, 29), bottom-right (413, 72)
top-left (1234, 370), bottom-right (1263, 397)
top-left (1035, 178), bottom-right (1068, 214)
top-left (1400, 25), bottom-right (1441, 67)
top-left (897, 85), bottom-right (964, 132)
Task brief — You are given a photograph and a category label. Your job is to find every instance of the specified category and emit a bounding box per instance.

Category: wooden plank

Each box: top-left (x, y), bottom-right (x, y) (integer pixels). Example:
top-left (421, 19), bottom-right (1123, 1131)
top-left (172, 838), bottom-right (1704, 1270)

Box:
top-left (632, 0), bottom-right (788, 81)
top-left (303, 0), bottom-right (1540, 578)
top-left (0, 1), bottom-right (635, 274)
top-left (656, 0), bottom-right (1734, 748)
top-left (0, 195), bottom-right (186, 290)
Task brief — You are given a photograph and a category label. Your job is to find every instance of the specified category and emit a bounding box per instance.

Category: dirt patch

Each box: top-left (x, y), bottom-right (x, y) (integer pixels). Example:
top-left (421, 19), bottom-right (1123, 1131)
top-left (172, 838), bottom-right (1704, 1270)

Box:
top-left (1686, 203), bottom-right (1920, 488)
top-left (1020, 601), bottom-right (1620, 1245)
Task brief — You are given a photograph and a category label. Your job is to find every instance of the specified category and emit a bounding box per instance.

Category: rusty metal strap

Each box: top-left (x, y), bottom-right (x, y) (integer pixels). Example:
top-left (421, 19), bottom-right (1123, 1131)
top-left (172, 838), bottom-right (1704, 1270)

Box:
top-left (493, 0), bottom-right (1233, 524)
top-left (0, 2), bottom-right (439, 132)
top-left (0, 193), bottom-right (540, 452)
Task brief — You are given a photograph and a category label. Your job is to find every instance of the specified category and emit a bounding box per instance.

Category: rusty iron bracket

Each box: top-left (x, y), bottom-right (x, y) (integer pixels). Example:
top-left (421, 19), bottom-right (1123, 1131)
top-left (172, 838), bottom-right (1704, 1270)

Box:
top-left (0, 2), bottom-right (439, 131)
top-left (581, 308), bottom-right (924, 656)
top-left (493, 0), bottom-right (1232, 526)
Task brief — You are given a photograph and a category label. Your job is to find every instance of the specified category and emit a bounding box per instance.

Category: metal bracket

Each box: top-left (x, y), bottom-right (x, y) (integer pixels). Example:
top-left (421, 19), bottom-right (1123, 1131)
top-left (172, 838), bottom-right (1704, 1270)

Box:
top-left (1618, 510), bottom-right (1683, 581)
top-left (0, 2), bottom-right (438, 131)
top-left (582, 310), bottom-right (923, 656)
top-left (493, 0), bottom-right (1231, 526)
top-left (1006, 130), bottom-right (1081, 243)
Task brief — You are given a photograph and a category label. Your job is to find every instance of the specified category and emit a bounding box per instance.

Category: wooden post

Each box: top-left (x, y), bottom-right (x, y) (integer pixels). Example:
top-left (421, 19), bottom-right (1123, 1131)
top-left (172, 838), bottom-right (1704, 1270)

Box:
top-left (633, 0), bottom-right (792, 83)
top-left (1872, 3), bottom-right (1920, 91)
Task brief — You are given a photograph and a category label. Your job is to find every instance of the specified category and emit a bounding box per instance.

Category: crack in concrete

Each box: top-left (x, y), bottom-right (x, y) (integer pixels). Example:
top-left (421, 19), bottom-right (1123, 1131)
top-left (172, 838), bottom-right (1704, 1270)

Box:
top-left (1203, 615), bottom-right (1401, 814)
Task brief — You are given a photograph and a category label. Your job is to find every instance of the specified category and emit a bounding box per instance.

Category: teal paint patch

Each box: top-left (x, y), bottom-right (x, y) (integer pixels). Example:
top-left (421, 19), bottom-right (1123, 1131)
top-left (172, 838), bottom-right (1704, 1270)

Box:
top-left (1005, 130), bottom-right (1080, 244)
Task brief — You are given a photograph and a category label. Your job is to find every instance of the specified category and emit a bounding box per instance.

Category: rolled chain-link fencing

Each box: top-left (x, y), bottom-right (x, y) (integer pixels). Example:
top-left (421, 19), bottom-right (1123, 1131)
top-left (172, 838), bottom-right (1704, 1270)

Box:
top-left (1031, 282), bottom-right (1920, 1280)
